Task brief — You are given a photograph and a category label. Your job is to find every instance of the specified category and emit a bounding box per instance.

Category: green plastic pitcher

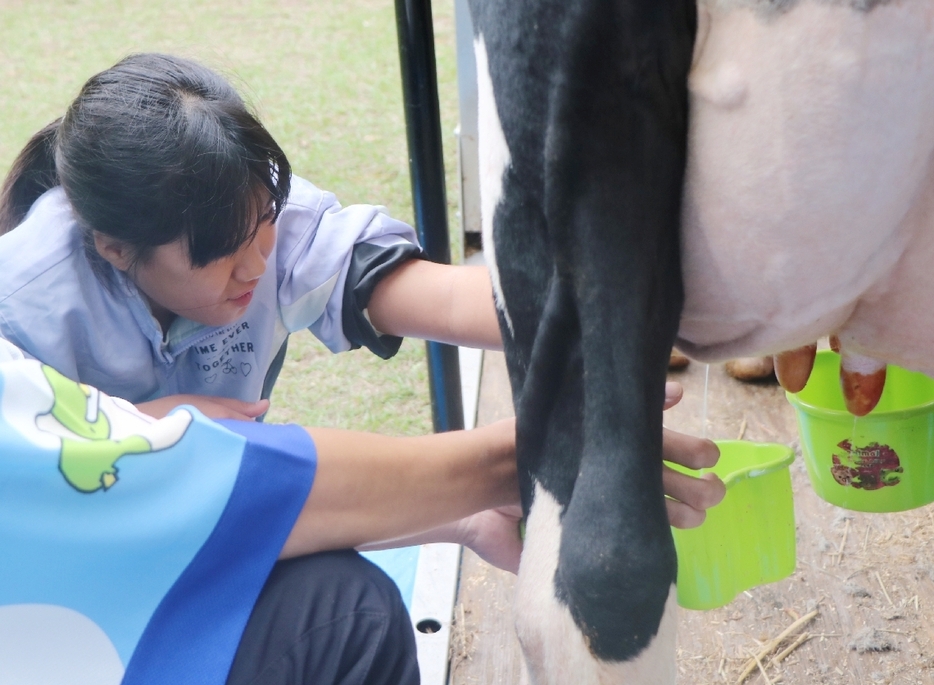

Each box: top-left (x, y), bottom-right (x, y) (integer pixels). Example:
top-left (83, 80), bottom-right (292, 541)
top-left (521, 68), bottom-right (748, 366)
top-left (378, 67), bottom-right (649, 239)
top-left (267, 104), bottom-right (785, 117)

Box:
top-left (670, 441), bottom-right (796, 611)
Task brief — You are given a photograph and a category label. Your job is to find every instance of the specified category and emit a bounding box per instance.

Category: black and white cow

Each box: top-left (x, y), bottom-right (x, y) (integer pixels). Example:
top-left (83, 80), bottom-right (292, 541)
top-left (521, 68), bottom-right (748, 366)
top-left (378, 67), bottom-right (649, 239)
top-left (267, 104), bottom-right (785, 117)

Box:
top-left (469, 0), bottom-right (934, 683)
top-left (469, 1), bottom-right (694, 681)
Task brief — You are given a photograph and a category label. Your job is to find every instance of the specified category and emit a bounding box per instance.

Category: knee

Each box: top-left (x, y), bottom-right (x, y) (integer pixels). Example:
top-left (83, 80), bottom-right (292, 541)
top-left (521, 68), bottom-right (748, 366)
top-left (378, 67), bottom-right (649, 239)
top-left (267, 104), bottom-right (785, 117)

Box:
top-left (317, 550), bottom-right (410, 623)
top-left (266, 550), bottom-right (412, 638)
top-left (229, 551), bottom-right (418, 685)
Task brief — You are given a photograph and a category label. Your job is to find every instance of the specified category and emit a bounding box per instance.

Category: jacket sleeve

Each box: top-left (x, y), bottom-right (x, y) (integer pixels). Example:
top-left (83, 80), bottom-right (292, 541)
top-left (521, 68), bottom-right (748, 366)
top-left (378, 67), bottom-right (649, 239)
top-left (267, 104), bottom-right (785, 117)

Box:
top-left (276, 176), bottom-right (422, 355)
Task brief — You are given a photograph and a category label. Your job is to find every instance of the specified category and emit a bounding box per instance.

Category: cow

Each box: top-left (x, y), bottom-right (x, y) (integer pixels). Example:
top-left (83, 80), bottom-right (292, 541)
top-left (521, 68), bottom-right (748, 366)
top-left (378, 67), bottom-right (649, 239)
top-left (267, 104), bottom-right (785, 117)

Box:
top-left (468, 0), bottom-right (934, 683)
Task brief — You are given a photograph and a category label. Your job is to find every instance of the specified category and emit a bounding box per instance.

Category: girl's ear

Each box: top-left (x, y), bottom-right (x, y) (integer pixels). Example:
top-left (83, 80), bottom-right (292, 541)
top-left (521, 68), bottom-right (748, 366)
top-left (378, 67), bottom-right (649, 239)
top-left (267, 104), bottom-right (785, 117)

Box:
top-left (93, 232), bottom-right (134, 272)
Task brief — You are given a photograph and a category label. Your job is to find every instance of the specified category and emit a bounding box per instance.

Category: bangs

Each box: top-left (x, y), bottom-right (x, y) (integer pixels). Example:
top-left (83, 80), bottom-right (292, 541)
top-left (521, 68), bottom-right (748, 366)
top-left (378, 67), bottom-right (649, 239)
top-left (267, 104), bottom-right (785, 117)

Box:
top-left (174, 98), bottom-right (291, 267)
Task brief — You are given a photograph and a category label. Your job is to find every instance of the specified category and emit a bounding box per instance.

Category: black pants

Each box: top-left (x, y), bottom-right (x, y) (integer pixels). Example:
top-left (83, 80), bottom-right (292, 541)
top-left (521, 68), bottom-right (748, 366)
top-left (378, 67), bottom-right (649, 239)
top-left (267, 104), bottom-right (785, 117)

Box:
top-left (227, 551), bottom-right (420, 685)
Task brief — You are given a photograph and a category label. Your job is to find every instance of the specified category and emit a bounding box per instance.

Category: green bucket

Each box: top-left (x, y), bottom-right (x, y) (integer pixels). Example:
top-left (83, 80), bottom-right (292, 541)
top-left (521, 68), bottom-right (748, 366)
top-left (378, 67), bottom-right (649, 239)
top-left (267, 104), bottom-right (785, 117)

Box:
top-left (786, 350), bottom-right (934, 513)
top-left (670, 441), bottom-right (796, 611)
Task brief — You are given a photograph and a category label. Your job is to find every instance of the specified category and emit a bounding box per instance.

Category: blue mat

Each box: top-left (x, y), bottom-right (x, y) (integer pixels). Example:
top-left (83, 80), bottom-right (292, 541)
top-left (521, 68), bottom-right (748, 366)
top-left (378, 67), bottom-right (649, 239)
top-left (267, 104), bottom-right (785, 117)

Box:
top-left (360, 547), bottom-right (420, 609)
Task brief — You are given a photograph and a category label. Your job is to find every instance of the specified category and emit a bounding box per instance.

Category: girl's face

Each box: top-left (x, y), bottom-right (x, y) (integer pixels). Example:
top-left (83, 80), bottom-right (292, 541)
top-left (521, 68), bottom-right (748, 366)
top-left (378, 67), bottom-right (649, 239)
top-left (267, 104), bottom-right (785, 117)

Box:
top-left (98, 217), bottom-right (277, 331)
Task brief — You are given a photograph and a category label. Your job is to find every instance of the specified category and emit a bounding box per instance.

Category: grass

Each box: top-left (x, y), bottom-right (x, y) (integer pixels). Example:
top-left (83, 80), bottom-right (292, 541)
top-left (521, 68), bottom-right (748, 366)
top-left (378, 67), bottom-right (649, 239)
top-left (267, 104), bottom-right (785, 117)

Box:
top-left (0, 0), bottom-right (464, 435)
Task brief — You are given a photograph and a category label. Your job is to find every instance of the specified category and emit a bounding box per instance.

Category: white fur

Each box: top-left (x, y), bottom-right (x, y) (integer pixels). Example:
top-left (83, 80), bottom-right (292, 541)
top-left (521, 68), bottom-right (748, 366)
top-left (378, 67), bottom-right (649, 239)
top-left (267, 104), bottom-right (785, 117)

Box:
top-left (679, 0), bottom-right (934, 376)
top-left (515, 483), bottom-right (679, 685)
top-left (474, 35), bottom-right (516, 339)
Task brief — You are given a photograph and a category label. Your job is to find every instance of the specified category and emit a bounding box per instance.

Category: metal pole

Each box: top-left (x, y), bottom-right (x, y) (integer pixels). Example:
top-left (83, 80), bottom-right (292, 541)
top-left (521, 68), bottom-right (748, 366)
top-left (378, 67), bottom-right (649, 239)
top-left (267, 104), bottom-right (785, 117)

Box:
top-left (394, 0), bottom-right (465, 432)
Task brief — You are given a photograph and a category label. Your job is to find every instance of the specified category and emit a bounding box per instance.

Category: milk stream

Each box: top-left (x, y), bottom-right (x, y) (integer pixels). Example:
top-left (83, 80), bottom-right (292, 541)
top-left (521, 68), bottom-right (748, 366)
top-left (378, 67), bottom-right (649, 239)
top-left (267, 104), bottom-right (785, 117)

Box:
top-left (702, 363), bottom-right (710, 440)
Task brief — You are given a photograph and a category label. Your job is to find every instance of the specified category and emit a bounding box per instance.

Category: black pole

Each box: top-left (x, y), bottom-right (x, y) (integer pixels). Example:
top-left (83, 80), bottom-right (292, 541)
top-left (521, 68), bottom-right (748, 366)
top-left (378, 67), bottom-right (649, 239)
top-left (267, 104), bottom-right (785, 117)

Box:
top-left (394, 0), bottom-right (465, 432)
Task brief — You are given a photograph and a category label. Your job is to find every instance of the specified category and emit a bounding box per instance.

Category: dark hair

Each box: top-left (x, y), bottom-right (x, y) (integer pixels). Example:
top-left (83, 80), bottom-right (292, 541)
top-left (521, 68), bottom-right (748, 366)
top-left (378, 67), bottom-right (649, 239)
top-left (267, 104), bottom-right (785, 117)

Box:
top-left (0, 53), bottom-right (291, 268)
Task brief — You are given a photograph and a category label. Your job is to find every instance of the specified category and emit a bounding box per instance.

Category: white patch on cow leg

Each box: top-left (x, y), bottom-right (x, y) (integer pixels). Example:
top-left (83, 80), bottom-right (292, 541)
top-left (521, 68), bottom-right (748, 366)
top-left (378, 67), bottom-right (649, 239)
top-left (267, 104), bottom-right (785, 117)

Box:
top-left (474, 35), bottom-right (515, 338)
top-left (515, 484), bottom-right (678, 685)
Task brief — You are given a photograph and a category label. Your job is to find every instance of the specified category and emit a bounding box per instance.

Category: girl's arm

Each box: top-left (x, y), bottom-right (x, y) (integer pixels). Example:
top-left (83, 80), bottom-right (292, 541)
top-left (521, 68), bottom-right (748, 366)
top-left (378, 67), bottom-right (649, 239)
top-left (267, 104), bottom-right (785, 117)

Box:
top-left (366, 260), bottom-right (503, 350)
top-left (281, 382), bottom-right (725, 569)
top-left (280, 418), bottom-right (518, 558)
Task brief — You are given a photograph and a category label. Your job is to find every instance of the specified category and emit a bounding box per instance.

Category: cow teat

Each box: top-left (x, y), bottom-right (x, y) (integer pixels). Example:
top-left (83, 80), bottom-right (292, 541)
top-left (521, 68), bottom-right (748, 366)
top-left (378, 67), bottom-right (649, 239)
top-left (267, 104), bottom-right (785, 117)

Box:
top-left (775, 339), bottom-right (887, 417)
top-left (839, 351), bottom-right (887, 417)
top-left (774, 344), bottom-right (817, 394)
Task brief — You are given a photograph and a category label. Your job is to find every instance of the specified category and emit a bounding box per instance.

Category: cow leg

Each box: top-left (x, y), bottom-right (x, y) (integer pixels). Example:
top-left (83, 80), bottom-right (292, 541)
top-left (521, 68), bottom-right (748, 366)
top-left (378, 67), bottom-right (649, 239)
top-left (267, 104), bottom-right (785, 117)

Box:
top-left (471, 0), bottom-right (695, 682)
top-left (516, 484), bottom-right (679, 685)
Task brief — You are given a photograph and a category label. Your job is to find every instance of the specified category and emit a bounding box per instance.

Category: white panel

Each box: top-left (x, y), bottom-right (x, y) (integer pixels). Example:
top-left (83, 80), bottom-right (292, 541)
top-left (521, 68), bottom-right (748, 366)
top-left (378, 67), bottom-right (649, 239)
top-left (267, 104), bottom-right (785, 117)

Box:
top-left (411, 543), bottom-right (463, 685)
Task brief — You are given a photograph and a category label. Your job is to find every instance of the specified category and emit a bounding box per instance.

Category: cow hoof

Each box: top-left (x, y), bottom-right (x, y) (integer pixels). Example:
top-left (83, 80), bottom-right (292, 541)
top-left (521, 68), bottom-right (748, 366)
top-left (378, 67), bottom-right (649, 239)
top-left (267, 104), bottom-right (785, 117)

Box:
top-left (725, 356), bottom-right (775, 381)
top-left (668, 349), bottom-right (690, 370)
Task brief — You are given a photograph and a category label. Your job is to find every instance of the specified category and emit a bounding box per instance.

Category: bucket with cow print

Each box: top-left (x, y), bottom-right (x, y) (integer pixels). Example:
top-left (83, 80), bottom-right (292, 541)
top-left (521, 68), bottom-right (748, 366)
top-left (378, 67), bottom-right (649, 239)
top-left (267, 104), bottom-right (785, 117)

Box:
top-left (787, 350), bottom-right (934, 513)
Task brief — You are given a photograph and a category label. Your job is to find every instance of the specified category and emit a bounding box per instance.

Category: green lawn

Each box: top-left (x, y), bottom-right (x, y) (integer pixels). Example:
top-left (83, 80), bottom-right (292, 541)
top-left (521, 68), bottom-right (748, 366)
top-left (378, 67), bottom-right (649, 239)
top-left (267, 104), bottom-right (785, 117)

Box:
top-left (0, 0), bottom-right (464, 435)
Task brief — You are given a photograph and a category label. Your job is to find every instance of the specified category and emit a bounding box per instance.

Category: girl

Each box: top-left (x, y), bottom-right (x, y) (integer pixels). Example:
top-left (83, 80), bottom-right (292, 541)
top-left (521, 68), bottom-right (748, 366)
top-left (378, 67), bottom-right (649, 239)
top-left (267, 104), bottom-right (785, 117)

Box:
top-left (0, 54), bottom-right (521, 683)
top-left (0, 52), bottom-right (499, 421)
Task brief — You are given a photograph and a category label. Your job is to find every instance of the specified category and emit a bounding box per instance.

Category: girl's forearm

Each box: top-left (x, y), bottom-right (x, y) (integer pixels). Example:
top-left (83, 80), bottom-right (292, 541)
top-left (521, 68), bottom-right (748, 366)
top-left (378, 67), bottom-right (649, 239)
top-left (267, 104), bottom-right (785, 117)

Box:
top-left (280, 419), bottom-right (517, 558)
top-left (367, 260), bottom-right (503, 350)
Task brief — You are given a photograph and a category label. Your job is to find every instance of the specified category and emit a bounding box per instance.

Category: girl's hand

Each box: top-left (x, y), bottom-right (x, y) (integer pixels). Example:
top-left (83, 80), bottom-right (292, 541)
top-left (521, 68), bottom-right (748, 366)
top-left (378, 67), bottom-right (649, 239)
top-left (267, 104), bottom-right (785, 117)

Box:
top-left (661, 382), bottom-right (726, 529)
top-left (358, 503), bottom-right (524, 574)
top-left (455, 504), bottom-right (524, 574)
top-left (137, 395), bottom-right (269, 421)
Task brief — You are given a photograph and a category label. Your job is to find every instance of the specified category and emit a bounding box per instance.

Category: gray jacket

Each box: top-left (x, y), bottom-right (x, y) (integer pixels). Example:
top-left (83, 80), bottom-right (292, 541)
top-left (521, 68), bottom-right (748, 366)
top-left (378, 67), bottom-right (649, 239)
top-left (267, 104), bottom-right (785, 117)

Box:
top-left (0, 176), bottom-right (421, 403)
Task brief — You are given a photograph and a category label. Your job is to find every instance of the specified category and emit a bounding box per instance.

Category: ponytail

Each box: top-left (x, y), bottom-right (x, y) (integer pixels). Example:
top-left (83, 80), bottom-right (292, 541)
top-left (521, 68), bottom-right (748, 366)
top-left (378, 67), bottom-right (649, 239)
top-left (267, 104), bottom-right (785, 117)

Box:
top-left (0, 119), bottom-right (61, 235)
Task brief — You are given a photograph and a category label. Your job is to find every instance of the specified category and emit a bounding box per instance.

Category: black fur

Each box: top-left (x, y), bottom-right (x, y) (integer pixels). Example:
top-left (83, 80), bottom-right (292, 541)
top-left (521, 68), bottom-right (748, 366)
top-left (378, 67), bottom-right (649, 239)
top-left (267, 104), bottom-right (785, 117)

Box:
top-left (470, 0), bottom-right (695, 662)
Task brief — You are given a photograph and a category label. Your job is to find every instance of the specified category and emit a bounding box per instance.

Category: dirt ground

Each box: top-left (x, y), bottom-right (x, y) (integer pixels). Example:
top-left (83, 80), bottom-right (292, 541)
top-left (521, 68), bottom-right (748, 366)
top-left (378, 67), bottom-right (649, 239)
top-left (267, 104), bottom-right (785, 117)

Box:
top-left (450, 351), bottom-right (934, 685)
